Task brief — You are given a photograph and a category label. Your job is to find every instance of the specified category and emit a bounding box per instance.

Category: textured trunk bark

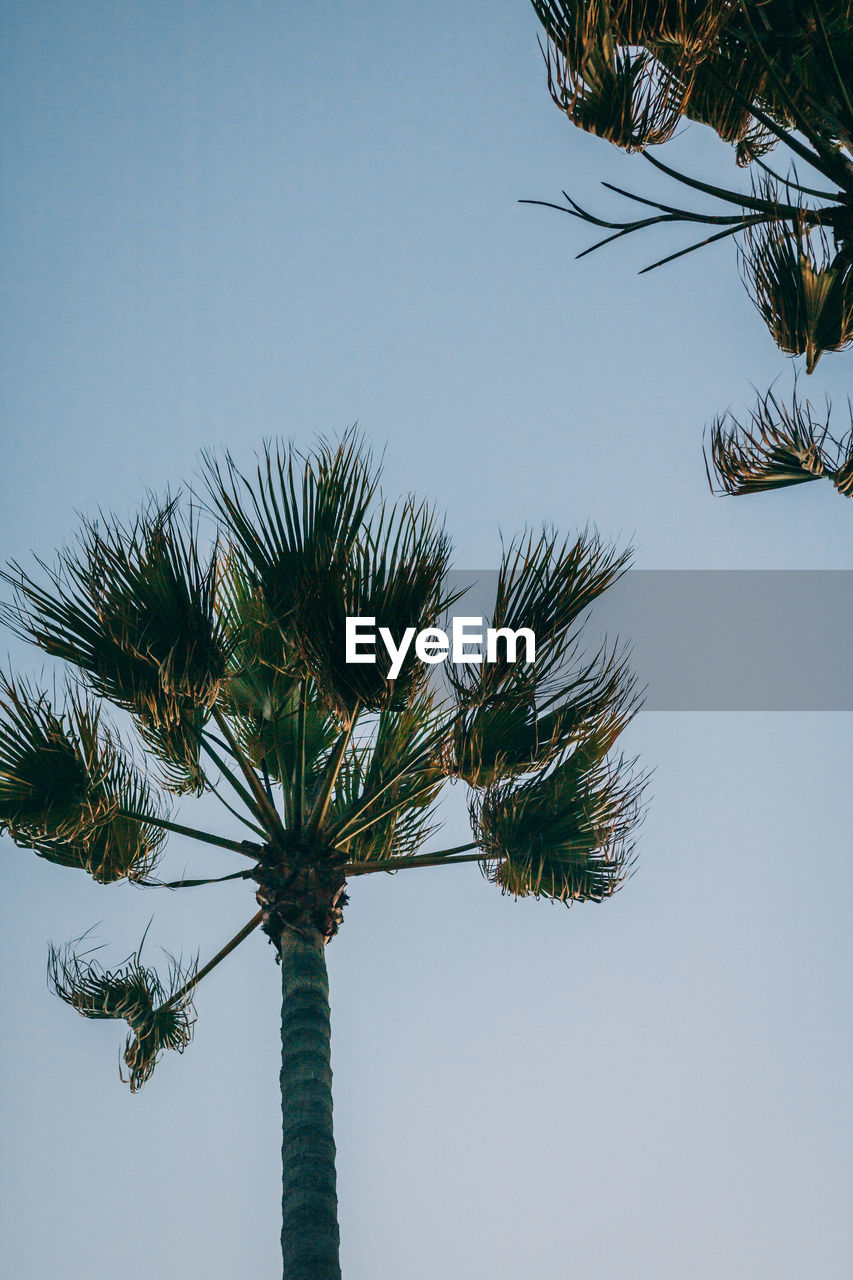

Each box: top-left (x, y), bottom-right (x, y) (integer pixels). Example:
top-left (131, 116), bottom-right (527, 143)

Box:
top-left (280, 927), bottom-right (341, 1280)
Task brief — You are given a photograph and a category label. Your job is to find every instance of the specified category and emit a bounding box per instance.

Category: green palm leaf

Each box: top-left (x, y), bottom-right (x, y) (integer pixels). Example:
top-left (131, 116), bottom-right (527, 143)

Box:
top-left (2, 499), bottom-right (230, 793)
top-left (328, 695), bottom-right (444, 862)
top-left (202, 432), bottom-right (377, 681)
top-left (447, 530), bottom-right (636, 785)
top-left (206, 434), bottom-right (459, 719)
top-left (470, 716), bottom-right (644, 903)
top-left (218, 556), bottom-right (338, 793)
top-left (0, 677), bottom-right (166, 882)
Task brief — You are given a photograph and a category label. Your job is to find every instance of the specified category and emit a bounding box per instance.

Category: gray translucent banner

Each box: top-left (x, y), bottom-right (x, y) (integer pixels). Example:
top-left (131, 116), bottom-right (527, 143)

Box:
top-left (444, 571), bottom-right (852, 711)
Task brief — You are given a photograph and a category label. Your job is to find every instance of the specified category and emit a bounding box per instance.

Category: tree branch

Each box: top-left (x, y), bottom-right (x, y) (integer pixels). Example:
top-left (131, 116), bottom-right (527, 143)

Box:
top-left (346, 847), bottom-right (486, 876)
top-left (163, 910), bottom-right (264, 1008)
top-left (119, 810), bottom-right (262, 858)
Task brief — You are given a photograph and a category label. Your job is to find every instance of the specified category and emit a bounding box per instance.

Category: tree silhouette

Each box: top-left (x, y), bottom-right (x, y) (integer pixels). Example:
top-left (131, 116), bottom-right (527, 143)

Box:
top-left (529, 1), bottom-right (853, 368)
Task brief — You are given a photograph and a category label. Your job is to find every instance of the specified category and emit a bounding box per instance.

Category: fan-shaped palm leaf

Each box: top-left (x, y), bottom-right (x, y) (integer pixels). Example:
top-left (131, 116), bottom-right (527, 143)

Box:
top-left (48, 941), bottom-right (196, 1091)
top-left (0, 677), bottom-right (166, 881)
top-left (303, 495), bottom-right (457, 717)
top-left (206, 435), bottom-right (459, 720)
top-left (446, 530), bottom-right (636, 785)
top-left (218, 556), bottom-right (338, 799)
top-left (202, 432), bottom-right (377, 683)
top-left (740, 213), bottom-right (853, 370)
top-left (470, 717), bottom-right (643, 902)
top-left (545, 38), bottom-right (687, 150)
top-left (1, 499), bottom-right (230, 793)
top-left (707, 384), bottom-right (853, 495)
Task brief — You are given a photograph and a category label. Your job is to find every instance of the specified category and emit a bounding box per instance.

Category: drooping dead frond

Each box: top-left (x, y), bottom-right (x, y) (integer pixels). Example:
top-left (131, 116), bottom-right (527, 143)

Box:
top-left (545, 37), bottom-right (688, 150)
top-left (739, 208), bottom-right (853, 370)
top-left (707, 383), bottom-right (853, 496)
top-left (48, 941), bottom-right (196, 1091)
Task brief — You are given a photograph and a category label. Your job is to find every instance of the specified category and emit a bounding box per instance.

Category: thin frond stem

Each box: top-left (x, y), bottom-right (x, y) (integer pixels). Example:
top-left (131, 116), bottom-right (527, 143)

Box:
top-left (200, 734), bottom-right (269, 822)
top-left (751, 154), bottom-right (839, 202)
top-left (638, 220), bottom-right (764, 273)
top-left (329, 709), bottom-right (459, 840)
top-left (139, 868), bottom-right (254, 889)
top-left (346, 849), bottom-right (486, 876)
top-left (204, 732), bottom-right (239, 758)
top-left (293, 678), bottom-right (307, 833)
top-left (642, 152), bottom-right (808, 218)
top-left (118, 810), bottom-right (262, 858)
top-left (212, 707), bottom-right (285, 839)
top-left (333, 778), bottom-right (442, 845)
top-left (598, 181), bottom-right (769, 225)
top-left (261, 758), bottom-right (274, 805)
top-left (163, 910), bottom-right (263, 1009)
top-left (415, 840), bottom-right (478, 858)
top-left (522, 192), bottom-right (782, 268)
top-left (306, 710), bottom-right (358, 837)
top-left (207, 777), bottom-right (268, 838)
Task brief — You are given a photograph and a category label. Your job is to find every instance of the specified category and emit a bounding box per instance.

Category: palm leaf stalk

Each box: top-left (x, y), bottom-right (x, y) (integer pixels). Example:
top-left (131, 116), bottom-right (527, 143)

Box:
top-left (527, 0), bottom-right (853, 369)
top-left (1, 433), bottom-right (645, 1279)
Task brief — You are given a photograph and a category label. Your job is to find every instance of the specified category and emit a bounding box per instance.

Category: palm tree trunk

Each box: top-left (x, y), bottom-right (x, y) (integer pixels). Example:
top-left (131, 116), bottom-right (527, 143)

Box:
top-left (280, 926), bottom-right (341, 1280)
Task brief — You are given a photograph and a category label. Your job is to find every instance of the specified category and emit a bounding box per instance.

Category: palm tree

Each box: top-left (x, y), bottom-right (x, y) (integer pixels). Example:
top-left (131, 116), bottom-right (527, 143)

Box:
top-left (0, 433), bottom-right (643, 1280)
top-left (527, 1), bottom-right (853, 371)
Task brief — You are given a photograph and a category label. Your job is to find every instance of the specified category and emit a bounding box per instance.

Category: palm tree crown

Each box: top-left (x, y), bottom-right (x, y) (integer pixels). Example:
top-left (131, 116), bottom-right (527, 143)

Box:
top-left (529, 1), bottom-right (853, 371)
top-left (0, 433), bottom-right (644, 1278)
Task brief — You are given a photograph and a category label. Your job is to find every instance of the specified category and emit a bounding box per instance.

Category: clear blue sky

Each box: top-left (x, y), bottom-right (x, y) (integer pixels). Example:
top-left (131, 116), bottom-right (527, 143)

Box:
top-left (1, 4), bottom-right (851, 1278)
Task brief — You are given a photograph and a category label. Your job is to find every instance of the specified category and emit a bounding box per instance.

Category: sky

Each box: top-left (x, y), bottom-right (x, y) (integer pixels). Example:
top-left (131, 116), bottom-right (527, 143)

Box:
top-left (1, 3), bottom-right (851, 1278)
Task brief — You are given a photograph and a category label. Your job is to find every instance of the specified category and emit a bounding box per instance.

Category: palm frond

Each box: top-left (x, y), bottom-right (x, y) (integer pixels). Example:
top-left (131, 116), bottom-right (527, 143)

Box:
top-left (470, 717), bottom-right (645, 903)
top-left (707, 383), bottom-right (853, 496)
top-left (1, 498), bottom-right (230, 793)
top-left (545, 37), bottom-right (687, 151)
top-left (217, 553), bottom-right (338, 793)
top-left (739, 209), bottom-right (853, 371)
top-left (445, 529), bottom-right (636, 785)
top-left (206, 434), bottom-right (458, 719)
top-left (329, 694), bottom-right (445, 861)
top-left (0, 676), bottom-right (167, 881)
top-left (304, 495), bottom-right (457, 717)
top-left (202, 431), bottom-right (376, 672)
top-left (48, 940), bottom-right (196, 1091)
